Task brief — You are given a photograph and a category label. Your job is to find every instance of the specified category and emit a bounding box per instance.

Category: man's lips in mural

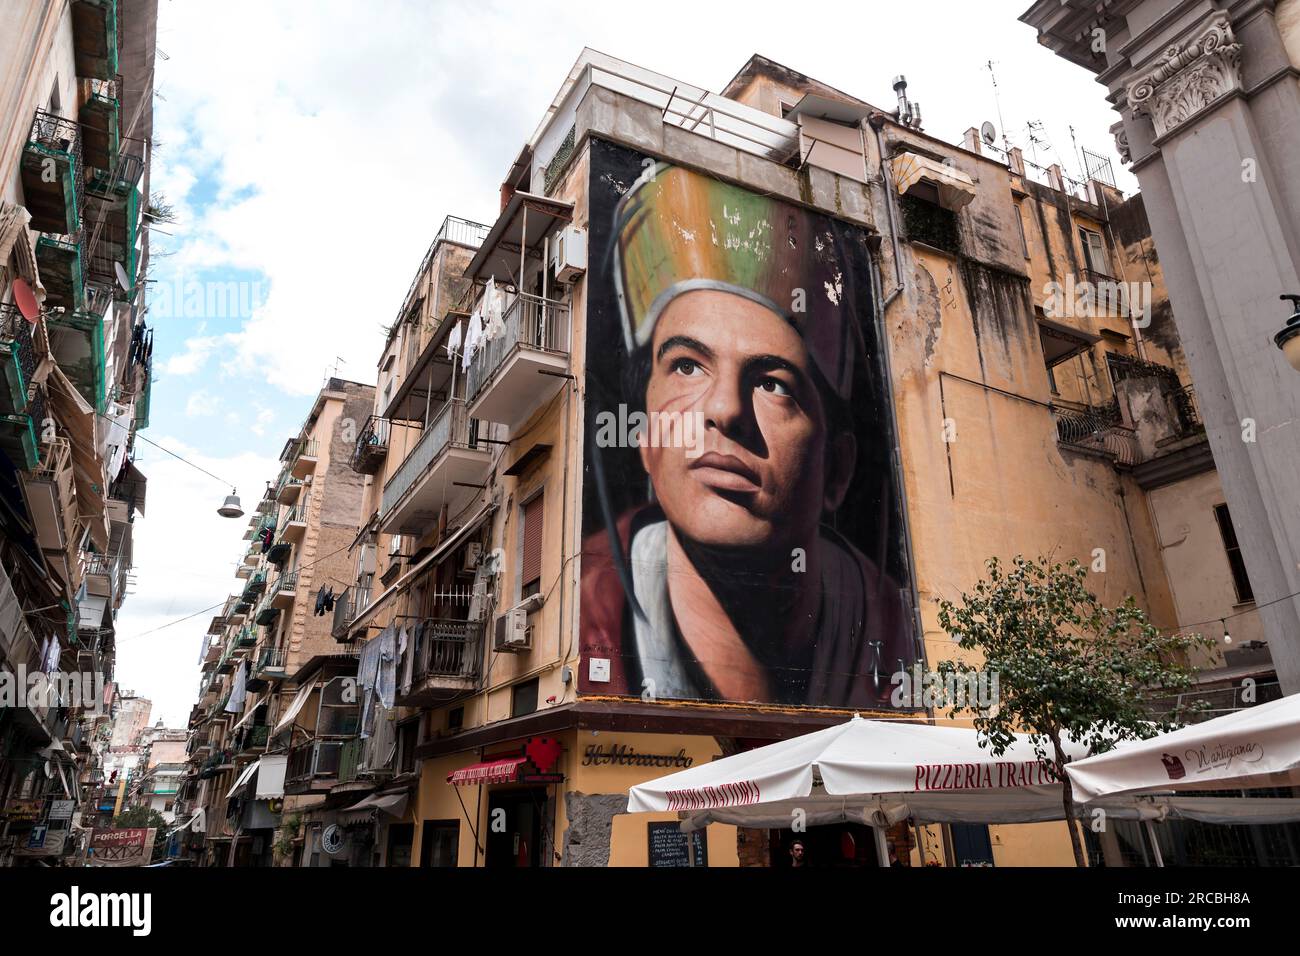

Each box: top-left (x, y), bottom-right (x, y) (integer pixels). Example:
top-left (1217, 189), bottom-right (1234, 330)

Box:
top-left (688, 451), bottom-right (761, 493)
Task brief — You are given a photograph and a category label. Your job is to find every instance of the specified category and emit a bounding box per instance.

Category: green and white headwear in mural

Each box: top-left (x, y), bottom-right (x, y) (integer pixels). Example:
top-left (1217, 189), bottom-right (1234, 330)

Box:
top-left (614, 162), bottom-right (865, 402)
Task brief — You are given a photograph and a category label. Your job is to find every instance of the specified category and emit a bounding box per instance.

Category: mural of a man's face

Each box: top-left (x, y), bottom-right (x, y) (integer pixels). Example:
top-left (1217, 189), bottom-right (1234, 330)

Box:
top-left (639, 289), bottom-right (854, 555)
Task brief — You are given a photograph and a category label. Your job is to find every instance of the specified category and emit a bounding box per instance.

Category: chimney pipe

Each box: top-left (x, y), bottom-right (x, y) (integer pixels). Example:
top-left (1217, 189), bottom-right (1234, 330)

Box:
top-left (892, 75), bottom-right (910, 126)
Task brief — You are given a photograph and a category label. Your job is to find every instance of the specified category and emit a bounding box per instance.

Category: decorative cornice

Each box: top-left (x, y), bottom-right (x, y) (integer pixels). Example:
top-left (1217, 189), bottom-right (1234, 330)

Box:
top-left (1127, 12), bottom-right (1243, 138)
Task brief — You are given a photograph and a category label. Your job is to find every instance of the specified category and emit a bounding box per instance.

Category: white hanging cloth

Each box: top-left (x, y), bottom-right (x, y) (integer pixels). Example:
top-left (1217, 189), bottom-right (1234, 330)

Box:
top-left (461, 309), bottom-right (483, 371)
top-left (483, 278), bottom-right (505, 341)
top-left (445, 320), bottom-right (463, 359)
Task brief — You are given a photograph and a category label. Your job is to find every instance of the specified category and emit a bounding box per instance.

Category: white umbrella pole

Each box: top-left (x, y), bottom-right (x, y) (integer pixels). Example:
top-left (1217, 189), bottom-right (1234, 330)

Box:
top-left (1143, 820), bottom-right (1165, 867)
top-left (873, 825), bottom-right (890, 867)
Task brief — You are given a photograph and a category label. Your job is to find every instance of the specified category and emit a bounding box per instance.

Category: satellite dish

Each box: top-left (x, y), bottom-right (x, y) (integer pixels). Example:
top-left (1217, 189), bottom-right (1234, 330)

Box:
top-left (980, 121), bottom-right (997, 146)
top-left (44, 760), bottom-right (53, 778)
top-left (114, 261), bottom-right (131, 291)
top-left (12, 278), bottom-right (39, 322)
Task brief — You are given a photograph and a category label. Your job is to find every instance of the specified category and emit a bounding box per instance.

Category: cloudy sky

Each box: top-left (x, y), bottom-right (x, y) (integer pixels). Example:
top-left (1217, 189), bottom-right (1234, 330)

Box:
top-left (112, 0), bottom-right (1133, 726)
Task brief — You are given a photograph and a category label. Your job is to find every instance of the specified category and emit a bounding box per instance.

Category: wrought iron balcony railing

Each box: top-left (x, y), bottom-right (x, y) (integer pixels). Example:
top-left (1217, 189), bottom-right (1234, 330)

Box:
top-left (465, 293), bottom-right (571, 405)
top-left (403, 618), bottom-right (482, 687)
top-left (380, 400), bottom-right (477, 519)
top-left (350, 414), bottom-right (390, 475)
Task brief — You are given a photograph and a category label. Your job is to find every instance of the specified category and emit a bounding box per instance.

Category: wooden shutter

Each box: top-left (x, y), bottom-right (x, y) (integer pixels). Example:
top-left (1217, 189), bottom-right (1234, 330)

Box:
top-left (521, 493), bottom-right (544, 586)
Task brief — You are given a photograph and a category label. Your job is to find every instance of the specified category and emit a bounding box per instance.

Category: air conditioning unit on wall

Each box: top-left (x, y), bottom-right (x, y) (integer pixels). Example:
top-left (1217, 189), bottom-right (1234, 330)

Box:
top-left (550, 225), bottom-right (587, 283)
top-left (493, 606), bottom-right (531, 653)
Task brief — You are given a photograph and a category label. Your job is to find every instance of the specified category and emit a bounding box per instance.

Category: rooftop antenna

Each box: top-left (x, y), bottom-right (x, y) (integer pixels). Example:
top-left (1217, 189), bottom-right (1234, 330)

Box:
top-left (326, 356), bottom-right (346, 382)
top-left (1025, 119), bottom-right (1048, 165)
top-left (985, 60), bottom-right (1012, 154)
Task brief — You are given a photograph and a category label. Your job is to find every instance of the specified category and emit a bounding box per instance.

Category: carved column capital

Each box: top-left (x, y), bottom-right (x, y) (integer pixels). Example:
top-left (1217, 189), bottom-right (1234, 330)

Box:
top-left (1127, 12), bottom-right (1243, 138)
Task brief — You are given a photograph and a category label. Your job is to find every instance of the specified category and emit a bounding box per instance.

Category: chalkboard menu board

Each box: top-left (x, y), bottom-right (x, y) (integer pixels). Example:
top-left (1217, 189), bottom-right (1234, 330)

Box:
top-left (647, 822), bottom-right (708, 868)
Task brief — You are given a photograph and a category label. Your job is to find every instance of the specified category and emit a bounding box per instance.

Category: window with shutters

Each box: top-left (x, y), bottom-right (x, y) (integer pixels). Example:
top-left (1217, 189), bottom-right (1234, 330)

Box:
top-left (520, 491), bottom-right (544, 599)
top-left (1079, 227), bottom-right (1110, 278)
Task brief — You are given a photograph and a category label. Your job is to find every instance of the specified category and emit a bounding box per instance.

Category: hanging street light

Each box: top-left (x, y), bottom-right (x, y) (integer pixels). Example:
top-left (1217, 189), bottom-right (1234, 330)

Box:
top-left (217, 490), bottom-right (245, 519)
top-left (1275, 294), bottom-right (1300, 372)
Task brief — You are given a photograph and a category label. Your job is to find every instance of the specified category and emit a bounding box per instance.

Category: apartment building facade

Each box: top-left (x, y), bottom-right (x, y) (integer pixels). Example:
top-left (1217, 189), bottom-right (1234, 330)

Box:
top-left (175, 378), bottom-right (373, 867)
top-left (0, 0), bottom-right (158, 866)
top-left (243, 49), bottom-right (1281, 869)
top-left (167, 48), bottom-right (1284, 868)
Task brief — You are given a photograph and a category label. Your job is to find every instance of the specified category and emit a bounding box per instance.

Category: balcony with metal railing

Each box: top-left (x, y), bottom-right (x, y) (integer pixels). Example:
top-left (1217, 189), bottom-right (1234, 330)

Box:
top-left (275, 473), bottom-right (304, 505)
top-left (350, 414), bottom-right (390, 475)
top-left (379, 400), bottom-right (488, 536)
top-left (286, 438), bottom-right (319, 479)
top-left (21, 110), bottom-right (83, 235)
top-left (87, 146), bottom-right (143, 199)
top-left (279, 494), bottom-right (310, 545)
top-left (79, 75), bottom-right (121, 170)
top-left (0, 304), bottom-right (36, 417)
top-left (248, 645), bottom-right (286, 688)
top-left (395, 618), bottom-right (482, 707)
top-left (1051, 398), bottom-right (1137, 466)
top-left (71, 0), bottom-right (120, 80)
top-left (0, 378), bottom-right (42, 472)
top-left (34, 231), bottom-right (86, 313)
top-left (465, 292), bottom-right (571, 431)
top-left (241, 569), bottom-right (268, 602)
top-left (84, 182), bottom-right (140, 302)
top-left (46, 286), bottom-right (112, 411)
top-left (270, 569), bottom-right (298, 610)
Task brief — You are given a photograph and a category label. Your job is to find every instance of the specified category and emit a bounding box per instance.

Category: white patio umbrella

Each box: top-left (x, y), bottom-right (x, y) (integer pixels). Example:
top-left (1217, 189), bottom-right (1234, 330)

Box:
top-left (1066, 693), bottom-right (1300, 800)
top-left (627, 715), bottom-right (1150, 864)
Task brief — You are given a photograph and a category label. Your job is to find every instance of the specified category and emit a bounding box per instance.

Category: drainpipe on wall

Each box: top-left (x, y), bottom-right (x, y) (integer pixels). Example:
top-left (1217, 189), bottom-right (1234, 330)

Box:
top-left (867, 113), bottom-right (906, 312)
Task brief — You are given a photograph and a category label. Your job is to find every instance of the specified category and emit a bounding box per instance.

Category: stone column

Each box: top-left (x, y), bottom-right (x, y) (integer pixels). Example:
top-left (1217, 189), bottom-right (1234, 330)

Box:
top-left (1114, 5), bottom-right (1300, 692)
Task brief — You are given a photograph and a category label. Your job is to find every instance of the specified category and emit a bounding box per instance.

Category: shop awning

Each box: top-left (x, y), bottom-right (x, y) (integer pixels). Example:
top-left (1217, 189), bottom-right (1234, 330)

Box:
top-left (173, 808), bottom-right (205, 834)
top-left (346, 502), bottom-right (495, 634)
top-left (339, 790), bottom-right (409, 823)
top-left (254, 754), bottom-right (287, 800)
top-left (273, 682), bottom-right (318, 733)
top-left (226, 759), bottom-right (260, 800)
top-left (230, 692), bottom-right (264, 732)
top-left (45, 365), bottom-right (109, 551)
top-left (448, 756), bottom-right (527, 786)
top-left (1067, 694), bottom-right (1300, 800)
top-left (889, 151), bottom-right (976, 212)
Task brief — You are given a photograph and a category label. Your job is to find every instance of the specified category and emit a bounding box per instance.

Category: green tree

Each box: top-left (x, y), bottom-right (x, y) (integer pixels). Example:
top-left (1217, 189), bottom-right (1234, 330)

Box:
top-left (936, 555), bottom-right (1211, 867)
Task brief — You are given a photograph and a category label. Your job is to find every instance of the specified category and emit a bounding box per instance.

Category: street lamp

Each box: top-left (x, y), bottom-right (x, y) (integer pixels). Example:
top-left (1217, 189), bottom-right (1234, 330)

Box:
top-left (1276, 294), bottom-right (1300, 372)
top-left (217, 490), bottom-right (244, 519)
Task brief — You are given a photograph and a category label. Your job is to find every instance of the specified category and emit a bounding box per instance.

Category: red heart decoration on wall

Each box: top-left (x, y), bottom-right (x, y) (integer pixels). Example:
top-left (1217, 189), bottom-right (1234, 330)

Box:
top-left (524, 736), bottom-right (562, 773)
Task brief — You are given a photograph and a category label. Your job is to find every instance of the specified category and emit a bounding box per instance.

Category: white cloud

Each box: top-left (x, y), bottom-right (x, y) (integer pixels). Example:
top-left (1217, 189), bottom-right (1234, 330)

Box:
top-left (161, 334), bottom-right (221, 376)
top-left (184, 389), bottom-right (219, 417)
top-left (112, 439), bottom-right (279, 726)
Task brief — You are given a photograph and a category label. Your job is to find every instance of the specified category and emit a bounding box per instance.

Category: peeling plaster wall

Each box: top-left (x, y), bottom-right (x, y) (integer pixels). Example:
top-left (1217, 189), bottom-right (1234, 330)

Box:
top-left (889, 243), bottom-right (1180, 674)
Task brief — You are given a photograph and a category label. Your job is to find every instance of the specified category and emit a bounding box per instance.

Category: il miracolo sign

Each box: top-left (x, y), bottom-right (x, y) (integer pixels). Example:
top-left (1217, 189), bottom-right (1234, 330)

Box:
top-left (579, 140), bottom-right (916, 711)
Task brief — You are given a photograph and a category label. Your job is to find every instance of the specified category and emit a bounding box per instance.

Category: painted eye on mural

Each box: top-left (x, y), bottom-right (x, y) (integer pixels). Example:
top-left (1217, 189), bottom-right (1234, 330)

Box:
top-left (755, 376), bottom-right (792, 397)
top-left (670, 357), bottom-right (703, 377)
